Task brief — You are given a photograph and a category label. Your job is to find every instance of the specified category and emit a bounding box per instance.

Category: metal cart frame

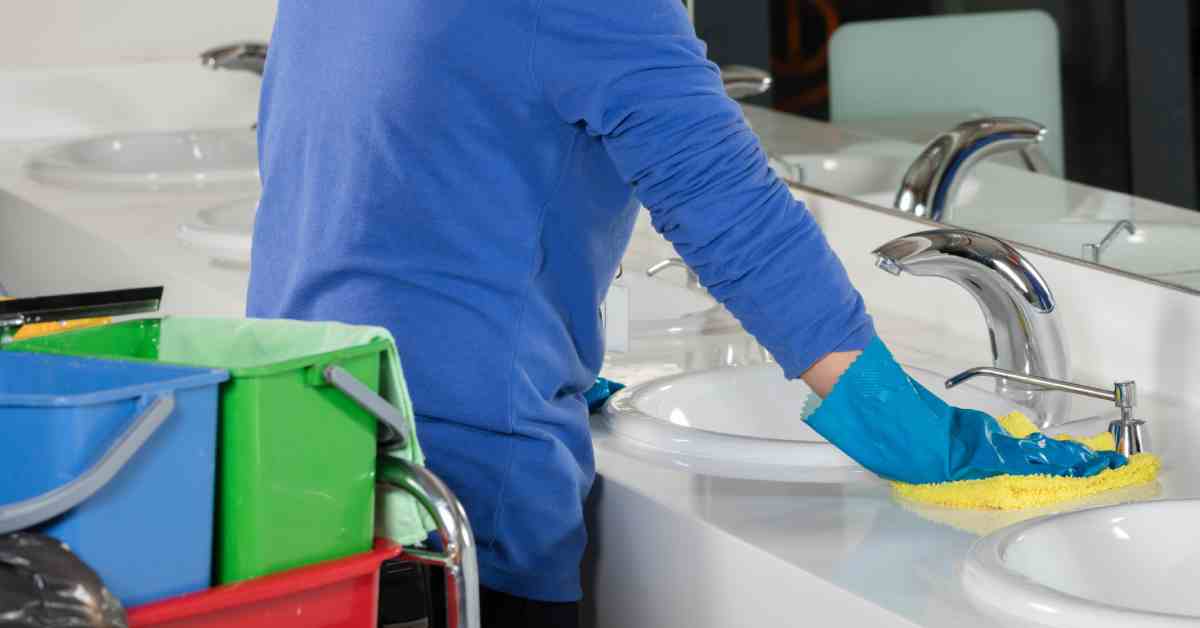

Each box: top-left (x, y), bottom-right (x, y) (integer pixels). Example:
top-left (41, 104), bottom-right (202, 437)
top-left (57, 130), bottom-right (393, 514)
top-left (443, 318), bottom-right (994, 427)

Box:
top-left (377, 457), bottom-right (480, 628)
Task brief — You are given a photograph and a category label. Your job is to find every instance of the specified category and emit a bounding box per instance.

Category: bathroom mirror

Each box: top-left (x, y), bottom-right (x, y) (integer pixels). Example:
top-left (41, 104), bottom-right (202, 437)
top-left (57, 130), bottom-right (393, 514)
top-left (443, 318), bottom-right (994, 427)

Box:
top-left (720, 0), bottom-right (1200, 294)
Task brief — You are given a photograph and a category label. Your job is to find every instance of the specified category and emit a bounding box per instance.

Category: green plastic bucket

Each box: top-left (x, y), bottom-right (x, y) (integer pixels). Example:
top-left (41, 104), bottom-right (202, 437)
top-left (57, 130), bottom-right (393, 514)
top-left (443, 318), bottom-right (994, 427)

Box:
top-left (8, 318), bottom-right (398, 584)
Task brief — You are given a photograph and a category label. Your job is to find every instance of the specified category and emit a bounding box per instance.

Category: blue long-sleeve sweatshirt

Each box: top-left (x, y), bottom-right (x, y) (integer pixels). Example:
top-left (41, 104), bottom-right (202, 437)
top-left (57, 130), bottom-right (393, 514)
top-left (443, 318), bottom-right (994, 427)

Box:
top-left (248, 0), bottom-right (875, 602)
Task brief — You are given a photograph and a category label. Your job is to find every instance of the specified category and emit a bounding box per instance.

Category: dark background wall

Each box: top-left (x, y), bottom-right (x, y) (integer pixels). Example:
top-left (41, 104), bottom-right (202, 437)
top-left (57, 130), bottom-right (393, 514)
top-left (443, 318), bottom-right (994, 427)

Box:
top-left (693, 1), bottom-right (772, 107)
top-left (695, 0), bottom-right (1199, 209)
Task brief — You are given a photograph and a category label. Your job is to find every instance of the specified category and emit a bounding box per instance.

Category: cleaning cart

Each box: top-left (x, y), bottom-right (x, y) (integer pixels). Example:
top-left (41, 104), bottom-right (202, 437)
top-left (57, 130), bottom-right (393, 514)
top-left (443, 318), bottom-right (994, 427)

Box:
top-left (126, 457), bottom-right (480, 628)
top-left (0, 286), bottom-right (163, 342)
top-left (6, 315), bottom-right (482, 627)
top-left (10, 317), bottom-right (408, 582)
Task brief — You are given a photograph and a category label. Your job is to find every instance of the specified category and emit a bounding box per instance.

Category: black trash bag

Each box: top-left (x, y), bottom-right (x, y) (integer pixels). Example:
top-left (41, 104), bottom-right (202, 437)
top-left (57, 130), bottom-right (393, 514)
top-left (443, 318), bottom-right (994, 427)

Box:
top-left (0, 532), bottom-right (127, 628)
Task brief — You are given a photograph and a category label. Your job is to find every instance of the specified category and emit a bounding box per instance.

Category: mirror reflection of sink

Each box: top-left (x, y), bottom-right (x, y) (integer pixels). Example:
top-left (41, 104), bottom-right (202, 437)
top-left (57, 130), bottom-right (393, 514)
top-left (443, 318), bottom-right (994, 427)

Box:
top-left (963, 499), bottom-right (1200, 627)
top-left (975, 222), bottom-right (1200, 277)
top-left (779, 153), bottom-right (981, 208)
top-left (780, 153), bottom-right (905, 200)
top-left (614, 272), bottom-right (741, 339)
top-left (598, 362), bottom-right (1018, 482)
top-left (27, 128), bottom-right (259, 192)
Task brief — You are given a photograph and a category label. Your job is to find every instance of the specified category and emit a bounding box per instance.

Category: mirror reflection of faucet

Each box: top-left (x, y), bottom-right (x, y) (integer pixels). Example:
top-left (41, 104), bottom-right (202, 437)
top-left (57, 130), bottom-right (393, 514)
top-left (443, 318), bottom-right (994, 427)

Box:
top-left (201, 42), bottom-right (268, 129)
top-left (1081, 220), bottom-right (1136, 264)
top-left (893, 117), bottom-right (1054, 222)
top-left (200, 42), bottom-right (268, 76)
top-left (646, 258), bottom-right (702, 291)
top-left (720, 65), bottom-right (773, 100)
top-left (873, 229), bottom-right (1071, 428)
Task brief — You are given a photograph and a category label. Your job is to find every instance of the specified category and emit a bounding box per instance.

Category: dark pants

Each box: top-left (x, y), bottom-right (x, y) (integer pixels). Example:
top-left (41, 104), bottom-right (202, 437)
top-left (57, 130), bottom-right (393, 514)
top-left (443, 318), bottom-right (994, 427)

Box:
top-left (481, 586), bottom-right (580, 628)
top-left (380, 562), bottom-right (580, 628)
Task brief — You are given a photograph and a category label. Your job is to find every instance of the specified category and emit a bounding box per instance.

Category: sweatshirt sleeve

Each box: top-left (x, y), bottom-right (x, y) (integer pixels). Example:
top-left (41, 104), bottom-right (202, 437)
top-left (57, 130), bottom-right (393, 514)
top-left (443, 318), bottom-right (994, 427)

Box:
top-left (531, 0), bottom-right (875, 379)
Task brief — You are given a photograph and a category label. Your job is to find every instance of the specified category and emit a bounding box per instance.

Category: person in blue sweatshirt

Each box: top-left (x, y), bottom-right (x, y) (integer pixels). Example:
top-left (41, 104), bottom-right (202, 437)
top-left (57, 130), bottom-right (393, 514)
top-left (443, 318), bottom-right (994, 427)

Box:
top-left (248, 2), bottom-right (1123, 626)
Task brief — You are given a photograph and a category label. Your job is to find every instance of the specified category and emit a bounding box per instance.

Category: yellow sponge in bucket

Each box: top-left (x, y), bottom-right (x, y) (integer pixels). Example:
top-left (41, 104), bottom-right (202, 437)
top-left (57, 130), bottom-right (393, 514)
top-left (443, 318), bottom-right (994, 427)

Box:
top-left (892, 412), bottom-right (1161, 511)
top-left (0, 297), bottom-right (112, 341)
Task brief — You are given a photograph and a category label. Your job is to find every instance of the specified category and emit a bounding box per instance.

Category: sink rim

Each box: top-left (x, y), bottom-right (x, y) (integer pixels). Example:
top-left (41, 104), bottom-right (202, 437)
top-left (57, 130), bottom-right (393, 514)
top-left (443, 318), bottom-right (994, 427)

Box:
top-left (962, 498), bottom-right (1200, 628)
top-left (598, 360), bottom-right (1041, 483)
top-left (598, 364), bottom-right (868, 482)
top-left (26, 127), bottom-right (260, 192)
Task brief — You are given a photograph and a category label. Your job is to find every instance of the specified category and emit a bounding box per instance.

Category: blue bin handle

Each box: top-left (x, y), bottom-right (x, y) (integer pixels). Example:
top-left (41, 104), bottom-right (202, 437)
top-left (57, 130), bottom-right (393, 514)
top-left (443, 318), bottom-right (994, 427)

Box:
top-left (0, 393), bottom-right (176, 534)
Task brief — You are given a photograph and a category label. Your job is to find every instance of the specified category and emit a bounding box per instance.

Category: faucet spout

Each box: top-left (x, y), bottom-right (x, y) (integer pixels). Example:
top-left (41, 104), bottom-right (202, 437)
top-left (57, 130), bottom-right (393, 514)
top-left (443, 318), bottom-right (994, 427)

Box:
top-left (873, 229), bottom-right (1070, 427)
top-left (646, 258), bottom-right (702, 290)
top-left (720, 65), bottom-right (773, 100)
top-left (200, 41), bottom-right (268, 76)
top-left (894, 117), bottom-right (1050, 222)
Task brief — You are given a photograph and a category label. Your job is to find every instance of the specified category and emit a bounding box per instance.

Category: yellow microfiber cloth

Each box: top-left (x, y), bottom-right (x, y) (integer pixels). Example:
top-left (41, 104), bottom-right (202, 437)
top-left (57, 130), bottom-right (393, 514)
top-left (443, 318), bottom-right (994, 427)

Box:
top-left (892, 412), bottom-right (1161, 511)
top-left (897, 479), bottom-right (1162, 537)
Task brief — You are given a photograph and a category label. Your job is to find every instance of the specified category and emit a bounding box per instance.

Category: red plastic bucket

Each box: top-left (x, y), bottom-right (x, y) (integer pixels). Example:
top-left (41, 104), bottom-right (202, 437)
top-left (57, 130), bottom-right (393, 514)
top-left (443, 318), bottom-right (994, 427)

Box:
top-left (127, 539), bottom-right (402, 628)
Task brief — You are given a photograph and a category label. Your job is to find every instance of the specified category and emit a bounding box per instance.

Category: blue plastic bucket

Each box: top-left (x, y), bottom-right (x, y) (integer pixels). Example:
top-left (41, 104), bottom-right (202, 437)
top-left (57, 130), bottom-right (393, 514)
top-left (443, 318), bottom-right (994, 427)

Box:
top-left (0, 351), bottom-right (228, 606)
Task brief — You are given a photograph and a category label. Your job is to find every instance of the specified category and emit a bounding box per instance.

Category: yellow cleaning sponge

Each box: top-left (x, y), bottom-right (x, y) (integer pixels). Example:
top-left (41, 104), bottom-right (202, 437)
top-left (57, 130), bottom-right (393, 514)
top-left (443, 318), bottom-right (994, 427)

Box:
top-left (892, 412), bottom-right (1161, 511)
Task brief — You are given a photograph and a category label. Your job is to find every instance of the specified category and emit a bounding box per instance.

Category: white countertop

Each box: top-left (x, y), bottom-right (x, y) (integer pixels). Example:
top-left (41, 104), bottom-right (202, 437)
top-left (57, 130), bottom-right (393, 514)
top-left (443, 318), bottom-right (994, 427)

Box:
top-left (6, 64), bottom-right (1200, 627)
top-left (7, 132), bottom-right (1199, 628)
top-left (587, 324), bottom-right (1200, 628)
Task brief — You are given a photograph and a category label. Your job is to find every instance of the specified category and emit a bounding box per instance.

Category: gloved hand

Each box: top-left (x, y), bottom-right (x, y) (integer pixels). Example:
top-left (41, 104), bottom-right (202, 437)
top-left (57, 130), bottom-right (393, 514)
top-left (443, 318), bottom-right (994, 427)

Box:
top-left (584, 377), bottom-right (626, 413)
top-left (806, 337), bottom-right (1127, 484)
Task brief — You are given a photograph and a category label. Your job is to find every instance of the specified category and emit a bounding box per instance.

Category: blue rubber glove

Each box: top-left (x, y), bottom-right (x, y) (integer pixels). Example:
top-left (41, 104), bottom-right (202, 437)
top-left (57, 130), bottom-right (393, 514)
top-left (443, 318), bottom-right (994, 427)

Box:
top-left (806, 337), bottom-right (1127, 484)
top-left (584, 377), bottom-right (626, 413)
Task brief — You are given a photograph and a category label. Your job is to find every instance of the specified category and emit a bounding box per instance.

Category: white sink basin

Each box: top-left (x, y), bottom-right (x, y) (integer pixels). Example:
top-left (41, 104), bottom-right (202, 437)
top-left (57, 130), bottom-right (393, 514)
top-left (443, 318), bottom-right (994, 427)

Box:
top-left (976, 222), bottom-right (1200, 277)
top-left (963, 499), bottom-right (1200, 627)
top-left (598, 362), bottom-right (1017, 482)
top-left (176, 197), bottom-right (257, 265)
top-left (27, 128), bottom-right (259, 192)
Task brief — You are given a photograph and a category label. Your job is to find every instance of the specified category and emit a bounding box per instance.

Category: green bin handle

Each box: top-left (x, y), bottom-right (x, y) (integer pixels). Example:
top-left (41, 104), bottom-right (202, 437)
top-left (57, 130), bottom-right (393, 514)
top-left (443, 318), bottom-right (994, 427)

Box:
top-left (322, 365), bottom-right (408, 450)
top-left (0, 393), bottom-right (176, 534)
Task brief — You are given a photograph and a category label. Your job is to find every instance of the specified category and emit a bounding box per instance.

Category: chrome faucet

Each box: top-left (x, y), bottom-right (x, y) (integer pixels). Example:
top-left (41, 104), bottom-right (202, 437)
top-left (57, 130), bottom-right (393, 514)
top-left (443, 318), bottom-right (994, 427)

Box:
top-left (1082, 220), bottom-right (1136, 264)
top-left (946, 368), bottom-right (1144, 456)
top-left (894, 117), bottom-right (1053, 222)
top-left (721, 65), bottom-right (773, 100)
top-left (200, 42), bottom-right (268, 76)
top-left (646, 258), bottom-right (702, 290)
top-left (873, 229), bottom-right (1071, 428)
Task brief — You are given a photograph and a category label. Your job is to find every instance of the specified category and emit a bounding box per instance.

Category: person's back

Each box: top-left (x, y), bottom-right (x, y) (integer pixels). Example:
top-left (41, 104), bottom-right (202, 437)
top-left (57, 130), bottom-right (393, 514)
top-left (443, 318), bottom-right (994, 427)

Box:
top-left (250, 0), bottom-right (874, 617)
top-left (250, 0), bottom-right (633, 603)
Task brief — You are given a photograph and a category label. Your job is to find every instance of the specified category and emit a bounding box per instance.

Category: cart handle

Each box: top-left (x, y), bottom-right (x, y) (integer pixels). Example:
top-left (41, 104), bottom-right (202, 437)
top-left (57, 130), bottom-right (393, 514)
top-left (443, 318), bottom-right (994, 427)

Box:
top-left (377, 457), bottom-right (480, 628)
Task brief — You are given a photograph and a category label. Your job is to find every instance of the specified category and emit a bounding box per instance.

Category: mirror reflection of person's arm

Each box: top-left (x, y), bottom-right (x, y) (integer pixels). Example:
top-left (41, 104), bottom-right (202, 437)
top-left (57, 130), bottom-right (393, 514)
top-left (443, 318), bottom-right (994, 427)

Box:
top-left (533, 0), bottom-right (875, 392)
